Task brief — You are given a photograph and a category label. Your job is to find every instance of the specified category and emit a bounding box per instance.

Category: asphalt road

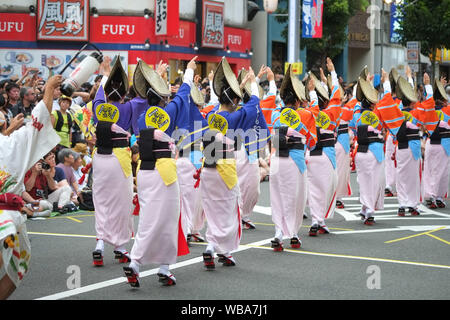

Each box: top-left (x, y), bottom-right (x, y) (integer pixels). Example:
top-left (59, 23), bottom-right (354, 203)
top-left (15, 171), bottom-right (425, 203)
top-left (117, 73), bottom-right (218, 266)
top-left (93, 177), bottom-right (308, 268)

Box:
top-left (9, 172), bottom-right (450, 305)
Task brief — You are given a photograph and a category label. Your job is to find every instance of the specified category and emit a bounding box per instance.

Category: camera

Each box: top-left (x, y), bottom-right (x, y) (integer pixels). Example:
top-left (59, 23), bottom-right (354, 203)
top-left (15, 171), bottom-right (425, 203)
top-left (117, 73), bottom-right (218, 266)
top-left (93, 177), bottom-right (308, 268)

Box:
top-left (41, 162), bottom-right (51, 170)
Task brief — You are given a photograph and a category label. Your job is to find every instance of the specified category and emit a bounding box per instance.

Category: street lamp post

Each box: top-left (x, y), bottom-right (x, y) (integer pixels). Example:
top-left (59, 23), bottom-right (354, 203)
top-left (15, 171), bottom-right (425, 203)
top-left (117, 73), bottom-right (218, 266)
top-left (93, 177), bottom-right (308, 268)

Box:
top-left (287, 0), bottom-right (300, 63)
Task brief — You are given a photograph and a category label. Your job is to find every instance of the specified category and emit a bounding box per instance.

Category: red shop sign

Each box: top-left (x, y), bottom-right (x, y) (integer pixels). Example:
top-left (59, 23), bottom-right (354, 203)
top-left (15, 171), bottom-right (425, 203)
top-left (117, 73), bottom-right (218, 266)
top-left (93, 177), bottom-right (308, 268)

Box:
top-left (154, 0), bottom-right (179, 37)
top-left (224, 27), bottom-right (251, 53)
top-left (156, 20), bottom-right (195, 47)
top-left (0, 13), bottom-right (36, 41)
top-left (90, 16), bottom-right (154, 44)
top-left (37, 0), bottom-right (89, 41)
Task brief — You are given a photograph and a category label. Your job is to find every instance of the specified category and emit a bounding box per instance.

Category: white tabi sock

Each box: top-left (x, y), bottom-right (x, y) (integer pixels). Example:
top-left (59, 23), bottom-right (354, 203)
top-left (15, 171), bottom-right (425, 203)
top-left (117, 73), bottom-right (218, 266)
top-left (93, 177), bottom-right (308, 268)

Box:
top-left (158, 264), bottom-right (170, 276)
top-left (95, 239), bottom-right (104, 253)
top-left (129, 261), bottom-right (140, 274)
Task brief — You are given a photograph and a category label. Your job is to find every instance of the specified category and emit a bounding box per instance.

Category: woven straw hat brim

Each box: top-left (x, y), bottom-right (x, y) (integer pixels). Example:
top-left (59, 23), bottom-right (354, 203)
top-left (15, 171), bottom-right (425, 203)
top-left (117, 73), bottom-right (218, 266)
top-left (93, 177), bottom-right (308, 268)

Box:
top-left (213, 57), bottom-right (242, 100)
top-left (133, 60), bottom-right (170, 99)
top-left (105, 56), bottom-right (129, 97)
top-left (281, 64), bottom-right (306, 102)
top-left (307, 72), bottom-right (329, 101)
top-left (356, 78), bottom-right (379, 104)
top-left (396, 76), bottom-right (417, 103)
top-left (389, 68), bottom-right (399, 86)
top-left (191, 85), bottom-right (205, 106)
top-left (434, 78), bottom-right (449, 101)
top-left (360, 66), bottom-right (369, 80)
top-left (237, 69), bottom-right (252, 97)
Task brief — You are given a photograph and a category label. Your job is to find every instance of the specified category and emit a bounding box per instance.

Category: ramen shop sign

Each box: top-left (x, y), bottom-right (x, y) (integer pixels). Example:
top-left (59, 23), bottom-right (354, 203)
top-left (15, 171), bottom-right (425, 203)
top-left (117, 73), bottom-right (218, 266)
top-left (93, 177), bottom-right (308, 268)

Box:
top-left (37, 0), bottom-right (89, 41)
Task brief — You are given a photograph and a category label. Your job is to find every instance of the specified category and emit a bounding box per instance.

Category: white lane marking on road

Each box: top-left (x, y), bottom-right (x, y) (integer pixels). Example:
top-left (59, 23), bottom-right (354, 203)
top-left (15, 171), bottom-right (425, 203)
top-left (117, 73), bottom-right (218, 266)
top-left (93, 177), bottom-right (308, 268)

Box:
top-left (35, 238), bottom-right (273, 300)
top-left (251, 246), bottom-right (450, 269)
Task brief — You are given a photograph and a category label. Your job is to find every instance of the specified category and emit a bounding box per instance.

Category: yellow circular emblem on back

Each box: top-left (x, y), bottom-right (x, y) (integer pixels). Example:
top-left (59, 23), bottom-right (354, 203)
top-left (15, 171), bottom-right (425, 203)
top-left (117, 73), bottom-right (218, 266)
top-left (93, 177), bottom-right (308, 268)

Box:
top-left (402, 111), bottom-right (413, 122)
top-left (96, 103), bottom-right (120, 123)
top-left (145, 106), bottom-right (170, 132)
top-left (315, 111), bottom-right (331, 130)
top-left (360, 110), bottom-right (380, 128)
top-left (280, 108), bottom-right (301, 129)
top-left (208, 113), bottom-right (228, 135)
top-left (436, 110), bottom-right (444, 121)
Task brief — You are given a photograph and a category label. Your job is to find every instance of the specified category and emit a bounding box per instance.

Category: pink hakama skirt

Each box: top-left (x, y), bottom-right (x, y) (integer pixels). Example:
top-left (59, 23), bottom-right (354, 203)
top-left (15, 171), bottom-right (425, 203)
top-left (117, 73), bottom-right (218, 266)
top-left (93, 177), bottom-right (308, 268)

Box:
top-left (130, 169), bottom-right (183, 265)
top-left (306, 151), bottom-right (338, 225)
top-left (396, 147), bottom-right (421, 208)
top-left (385, 134), bottom-right (397, 192)
top-left (355, 150), bottom-right (385, 214)
top-left (335, 141), bottom-right (352, 200)
top-left (92, 152), bottom-right (134, 248)
top-left (269, 155), bottom-right (307, 238)
top-left (423, 140), bottom-right (449, 201)
top-left (236, 148), bottom-right (260, 220)
top-left (200, 167), bottom-right (241, 254)
top-left (177, 157), bottom-right (205, 236)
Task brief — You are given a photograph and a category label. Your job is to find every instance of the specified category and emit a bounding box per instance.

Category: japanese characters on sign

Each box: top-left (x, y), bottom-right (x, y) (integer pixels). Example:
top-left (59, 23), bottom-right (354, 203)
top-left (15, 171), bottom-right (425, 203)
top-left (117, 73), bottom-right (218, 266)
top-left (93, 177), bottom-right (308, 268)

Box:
top-left (202, 0), bottom-right (224, 49)
top-left (155, 0), bottom-right (168, 36)
top-left (37, 0), bottom-right (89, 41)
top-left (389, 3), bottom-right (402, 44)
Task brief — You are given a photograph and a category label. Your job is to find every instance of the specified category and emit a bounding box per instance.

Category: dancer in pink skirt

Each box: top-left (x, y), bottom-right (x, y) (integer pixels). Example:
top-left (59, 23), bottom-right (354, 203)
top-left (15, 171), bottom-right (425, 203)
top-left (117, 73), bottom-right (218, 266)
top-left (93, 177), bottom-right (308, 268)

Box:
top-left (269, 64), bottom-right (317, 251)
top-left (350, 69), bottom-right (404, 225)
top-left (305, 58), bottom-right (341, 236)
top-left (91, 57), bottom-right (134, 266)
top-left (423, 77), bottom-right (450, 209)
top-left (122, 58), bottom-right (197, 287)
top-left (200, 58), bottom-right (260, 268)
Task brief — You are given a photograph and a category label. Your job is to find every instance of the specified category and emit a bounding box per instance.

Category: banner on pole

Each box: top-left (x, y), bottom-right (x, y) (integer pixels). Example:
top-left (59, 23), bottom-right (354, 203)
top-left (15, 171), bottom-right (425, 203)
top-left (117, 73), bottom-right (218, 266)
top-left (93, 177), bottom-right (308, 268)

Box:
top-left (302, 0), bottom-right (323, 39)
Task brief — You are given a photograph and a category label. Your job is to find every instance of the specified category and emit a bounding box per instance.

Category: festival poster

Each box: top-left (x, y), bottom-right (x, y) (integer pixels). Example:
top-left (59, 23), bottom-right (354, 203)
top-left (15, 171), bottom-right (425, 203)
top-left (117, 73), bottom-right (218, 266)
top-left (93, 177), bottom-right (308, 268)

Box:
top-left (302, 0), bottom-right (323, 39)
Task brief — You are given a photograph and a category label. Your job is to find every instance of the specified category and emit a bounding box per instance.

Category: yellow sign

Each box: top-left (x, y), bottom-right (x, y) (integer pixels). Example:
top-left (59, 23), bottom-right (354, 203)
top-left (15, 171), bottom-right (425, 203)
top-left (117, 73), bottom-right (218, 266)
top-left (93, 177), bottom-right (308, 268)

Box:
top-left (284, 62), bottom-right (303, 75)
top-left (402, 111), bottom-right (413, 122)
top-left (96, 103), bottom-right (119, 123)
top-left (145, 106), bottom-right (170, 132)
top-left (280, 108), bottom-right (301, 129)
top-left (360, 110), bottom-right (380, 128)
top-left (315, 111), bottom-right (331, 129)
top-left (208, 113), bottom-right (228, 135)
top-left (436, 110), bottom-right (444, 121)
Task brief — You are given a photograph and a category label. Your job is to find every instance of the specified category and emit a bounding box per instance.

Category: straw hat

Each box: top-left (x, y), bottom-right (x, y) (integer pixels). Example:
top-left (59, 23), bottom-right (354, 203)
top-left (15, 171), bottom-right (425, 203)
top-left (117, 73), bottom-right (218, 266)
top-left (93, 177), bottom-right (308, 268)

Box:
top-left (237, 68), bottom-right (251, 98)
top-left (72, 142), bottom-right (88, 156)
top-left (434, 78), bottom-right (449, 101)
top-left (280, 64), bottom-right (306, 102)
top-left (359, 65), bottom-right (369, 80)
top-left (389, 67), bottom-right (399, 92)
top-left (133, 59), bottom-right (170, 99)
top-left (104, 55), bottom-right (129, 99)
top-left (212, 57), bottom-right (242, 100)
top-left (58, 95), bottom-right (72, 102)
top-left (395, 76), bottom-right (417, 103)
top-left (356, 77), bottom-right (379, 104)
top-left (327, 74), bottom-right (344, 100)
top-left (306, 71), bottom-right (329, 101)
top-left (190, 85), bottom-right (205, 106)
top-left (237, 68), bottom-right (265, 99)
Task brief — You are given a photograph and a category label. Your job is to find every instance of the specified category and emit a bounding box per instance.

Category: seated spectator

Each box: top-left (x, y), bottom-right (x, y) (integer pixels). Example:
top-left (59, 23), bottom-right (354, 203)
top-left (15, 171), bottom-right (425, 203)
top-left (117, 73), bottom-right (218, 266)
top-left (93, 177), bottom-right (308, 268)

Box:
top-left (57, 148), bottom-right (81, 206)
top-left (51, 95), bottom-right (73, 149)
top-left (72, 150), bottom-right (87, 190)
top-left (73, 142), bottom-right (91, 166)
top-left (24, 151), bottom-right (74, 216)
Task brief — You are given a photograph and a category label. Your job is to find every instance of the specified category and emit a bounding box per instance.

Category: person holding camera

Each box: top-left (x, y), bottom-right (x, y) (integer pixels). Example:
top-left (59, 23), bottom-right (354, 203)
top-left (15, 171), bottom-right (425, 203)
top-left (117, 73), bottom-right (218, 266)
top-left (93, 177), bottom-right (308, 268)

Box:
top-left (24, 151), bottom-right (74, 215)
